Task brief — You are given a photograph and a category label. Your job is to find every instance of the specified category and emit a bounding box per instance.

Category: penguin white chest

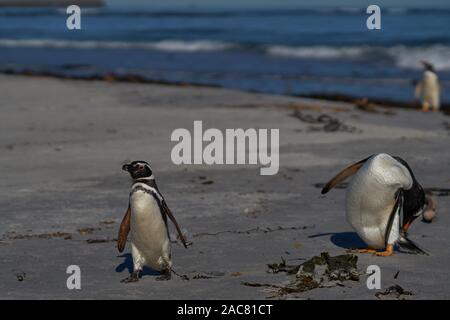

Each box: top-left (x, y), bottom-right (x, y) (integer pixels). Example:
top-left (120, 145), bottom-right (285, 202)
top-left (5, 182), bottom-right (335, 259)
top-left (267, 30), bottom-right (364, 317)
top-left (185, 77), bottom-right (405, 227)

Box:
top-left (346, 174), bottom-right (396, 248)
top-left (129, 190), bottom-right (171, 271)
top-left (421, 71), bottom-right (440, 108)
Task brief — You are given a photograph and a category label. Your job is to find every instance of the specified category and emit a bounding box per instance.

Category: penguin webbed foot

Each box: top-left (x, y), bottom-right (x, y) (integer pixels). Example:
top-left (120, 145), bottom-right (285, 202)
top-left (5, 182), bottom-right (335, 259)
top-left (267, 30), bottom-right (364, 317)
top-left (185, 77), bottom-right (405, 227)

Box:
top-left (359, 248), bottom-right (378, 254)
top-left (346, 245), bottom-right (394, 257)
top-left (121, 270), bottom-right (140, 283)
top-left (156, 269), bottom-right (171, 281)
top-left (374, 244), bottom-right (394, 257)
top-left (346, 247), bottom-right (377, 254)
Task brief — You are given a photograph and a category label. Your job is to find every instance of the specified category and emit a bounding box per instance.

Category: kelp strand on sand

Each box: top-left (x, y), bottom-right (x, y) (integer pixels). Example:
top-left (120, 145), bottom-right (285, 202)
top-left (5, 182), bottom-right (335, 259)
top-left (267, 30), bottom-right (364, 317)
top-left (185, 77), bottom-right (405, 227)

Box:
top-left (243, 252), bottom-right (360, 297)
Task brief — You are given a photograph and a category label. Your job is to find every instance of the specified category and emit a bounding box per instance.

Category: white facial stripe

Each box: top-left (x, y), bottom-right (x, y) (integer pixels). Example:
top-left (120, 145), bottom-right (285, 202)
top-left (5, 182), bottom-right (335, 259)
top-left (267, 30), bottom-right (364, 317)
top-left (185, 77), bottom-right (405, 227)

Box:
top-left (133, 162), bottom-right (152, 171)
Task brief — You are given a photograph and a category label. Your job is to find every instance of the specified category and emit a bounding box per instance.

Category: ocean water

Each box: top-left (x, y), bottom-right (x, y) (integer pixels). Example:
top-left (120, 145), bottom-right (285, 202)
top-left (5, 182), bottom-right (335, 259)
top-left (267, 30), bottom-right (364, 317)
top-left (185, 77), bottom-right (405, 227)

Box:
top-left (0, 5), bottom-right (449, 103)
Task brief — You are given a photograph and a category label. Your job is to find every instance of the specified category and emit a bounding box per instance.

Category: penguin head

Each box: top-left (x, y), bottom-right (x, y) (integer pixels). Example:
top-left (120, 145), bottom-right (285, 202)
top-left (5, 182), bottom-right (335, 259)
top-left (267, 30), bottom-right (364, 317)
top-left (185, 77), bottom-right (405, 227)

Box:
top-left (122, 161), bottom-right (153, 180)
top-left (421, 60), bottom-right (435, 72)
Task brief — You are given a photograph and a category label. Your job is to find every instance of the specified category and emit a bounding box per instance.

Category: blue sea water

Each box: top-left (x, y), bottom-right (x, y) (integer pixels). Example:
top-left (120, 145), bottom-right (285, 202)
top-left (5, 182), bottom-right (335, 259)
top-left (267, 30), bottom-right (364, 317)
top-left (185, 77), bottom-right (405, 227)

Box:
top-left (0, 5), bottom-right (449, 103)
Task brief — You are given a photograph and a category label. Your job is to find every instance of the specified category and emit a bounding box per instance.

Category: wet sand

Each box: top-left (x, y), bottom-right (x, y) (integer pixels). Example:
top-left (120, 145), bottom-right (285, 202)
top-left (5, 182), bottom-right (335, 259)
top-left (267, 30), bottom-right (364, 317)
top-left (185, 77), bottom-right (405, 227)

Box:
top-left (0, 74), bottom-right (449, 299)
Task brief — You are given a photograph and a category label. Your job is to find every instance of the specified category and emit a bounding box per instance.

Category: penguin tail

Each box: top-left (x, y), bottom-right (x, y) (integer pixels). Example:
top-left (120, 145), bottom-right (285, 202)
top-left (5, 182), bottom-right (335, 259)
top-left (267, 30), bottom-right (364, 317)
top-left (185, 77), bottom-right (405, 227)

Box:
top-left (398, 232), bottom-right (428, 255)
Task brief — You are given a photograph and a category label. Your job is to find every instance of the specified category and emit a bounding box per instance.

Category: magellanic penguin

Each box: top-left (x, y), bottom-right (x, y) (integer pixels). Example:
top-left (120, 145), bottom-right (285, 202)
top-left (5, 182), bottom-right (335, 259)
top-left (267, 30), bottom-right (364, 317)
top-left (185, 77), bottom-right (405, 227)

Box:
top-left (321, 153), bottom-right (430, 257)
top-left (415, 60), bottom-right (441, 112)
top-left (117, 161), bottom-right (188, 282)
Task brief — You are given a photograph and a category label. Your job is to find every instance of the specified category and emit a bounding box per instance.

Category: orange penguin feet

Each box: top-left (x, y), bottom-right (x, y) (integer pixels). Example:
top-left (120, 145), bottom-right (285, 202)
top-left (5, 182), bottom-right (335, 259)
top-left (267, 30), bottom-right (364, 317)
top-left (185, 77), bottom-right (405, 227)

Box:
top-left (346, 246), bottom-right (377, 254)
top-left (347, 244), bottom-right (394, 257)
top-left (374, 244), bottom-right (394, 257)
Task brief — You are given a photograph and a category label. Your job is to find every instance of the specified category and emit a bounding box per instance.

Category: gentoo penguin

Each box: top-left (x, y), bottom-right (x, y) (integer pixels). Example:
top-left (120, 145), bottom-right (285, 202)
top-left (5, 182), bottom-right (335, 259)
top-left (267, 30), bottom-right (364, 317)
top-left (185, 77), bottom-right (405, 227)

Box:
top-left (415, 60), bottom-right (441, 112)
top-left (117, 161), bottom-right (188, 282)
top-left (321, 153), bottom-right (429, 256)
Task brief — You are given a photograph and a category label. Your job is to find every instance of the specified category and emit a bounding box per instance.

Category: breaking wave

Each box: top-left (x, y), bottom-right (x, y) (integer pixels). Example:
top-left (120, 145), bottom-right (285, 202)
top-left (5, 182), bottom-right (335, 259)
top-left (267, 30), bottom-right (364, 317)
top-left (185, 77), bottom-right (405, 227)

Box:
top-left (0, 38), bottom-right (235, 52)
top-left (266, 44), bottom-right (450, 70)
top-left (266, 45), bottom-right (365, 59)
top-left (1, 38), bottom-right (450, 70)
top-left (389, 45), bottom-right (450, 70)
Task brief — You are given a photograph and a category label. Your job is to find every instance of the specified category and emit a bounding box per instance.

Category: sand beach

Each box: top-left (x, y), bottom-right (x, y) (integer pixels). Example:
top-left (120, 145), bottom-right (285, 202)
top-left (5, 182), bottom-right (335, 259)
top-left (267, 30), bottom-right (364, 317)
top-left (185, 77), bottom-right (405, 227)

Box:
top-left (0, 74), bottom-right (448, 299)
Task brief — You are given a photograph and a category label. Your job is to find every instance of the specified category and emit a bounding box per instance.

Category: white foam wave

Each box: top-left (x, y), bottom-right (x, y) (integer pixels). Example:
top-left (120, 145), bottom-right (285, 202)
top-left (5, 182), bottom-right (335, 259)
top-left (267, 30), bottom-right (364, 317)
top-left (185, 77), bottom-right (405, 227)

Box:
top-left (388, 45), bottom-right (450, 70)
top-left (149, 40), bottom-right (234, 52)
top-left (266, 45), bottom-right (365, 59)
top-left (266, 44), bottom-right (450, 70)
top-left (2, 38), bottom-right (450, 71)
top-left (0, 38), bottom-right (235, 52)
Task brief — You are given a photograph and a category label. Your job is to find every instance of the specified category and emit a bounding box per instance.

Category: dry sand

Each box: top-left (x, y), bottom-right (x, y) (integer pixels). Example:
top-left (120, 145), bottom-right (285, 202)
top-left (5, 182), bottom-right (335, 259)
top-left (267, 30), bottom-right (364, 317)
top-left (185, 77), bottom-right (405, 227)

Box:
top-left (0, 74), bottom-right (449, 299)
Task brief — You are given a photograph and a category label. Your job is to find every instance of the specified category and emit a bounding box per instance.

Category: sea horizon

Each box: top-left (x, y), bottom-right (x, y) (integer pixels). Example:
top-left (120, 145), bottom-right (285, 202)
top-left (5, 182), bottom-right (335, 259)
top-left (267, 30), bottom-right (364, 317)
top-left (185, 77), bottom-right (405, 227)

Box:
top-left (0, 3), bottom-right (449, 104)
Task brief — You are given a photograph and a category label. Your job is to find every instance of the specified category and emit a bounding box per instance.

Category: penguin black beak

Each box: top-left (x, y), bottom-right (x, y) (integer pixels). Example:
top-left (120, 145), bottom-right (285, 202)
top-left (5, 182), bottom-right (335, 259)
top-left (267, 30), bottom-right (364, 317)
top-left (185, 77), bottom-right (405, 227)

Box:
top-left (122, 164), bottom-right (131, 172)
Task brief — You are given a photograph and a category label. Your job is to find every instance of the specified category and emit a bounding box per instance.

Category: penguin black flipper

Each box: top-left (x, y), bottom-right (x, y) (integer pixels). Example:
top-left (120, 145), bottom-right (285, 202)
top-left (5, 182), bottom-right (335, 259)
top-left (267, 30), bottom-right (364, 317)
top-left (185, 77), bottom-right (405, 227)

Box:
top-left (393, 156), bottom-right (426, 232)
top-left (386, 189), bottom-right (428, 255)
top-left (117, 205), bottom-right (131, 253)
top-left (321, 156), bottom-right (372, 194)
top-left (385, 189), bottom-right (403, 248)
top-left (398, 232), bottom-right (428, 255)
top-left (161, 200), bottom-right (188, 249)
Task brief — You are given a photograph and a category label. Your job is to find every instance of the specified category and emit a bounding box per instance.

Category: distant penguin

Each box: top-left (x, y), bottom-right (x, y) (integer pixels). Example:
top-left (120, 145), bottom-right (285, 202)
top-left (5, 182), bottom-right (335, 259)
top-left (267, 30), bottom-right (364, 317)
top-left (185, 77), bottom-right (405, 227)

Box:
top-left (322, 154), bottom-right (430, 256)
top-left (117, 161), bottom-right (188, 282)
top-left (415, 60), bottom-right (441, 112)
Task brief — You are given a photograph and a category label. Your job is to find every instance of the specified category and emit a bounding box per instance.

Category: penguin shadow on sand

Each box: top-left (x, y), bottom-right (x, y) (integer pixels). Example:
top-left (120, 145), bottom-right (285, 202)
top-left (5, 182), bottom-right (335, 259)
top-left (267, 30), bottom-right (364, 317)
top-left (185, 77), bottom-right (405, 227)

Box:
top-left (115, 254), bottom-right (161, 279)
top-left (309, 232), bottom-right (366, 250)
top-left (330, 232), bottom-right (366, 249)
